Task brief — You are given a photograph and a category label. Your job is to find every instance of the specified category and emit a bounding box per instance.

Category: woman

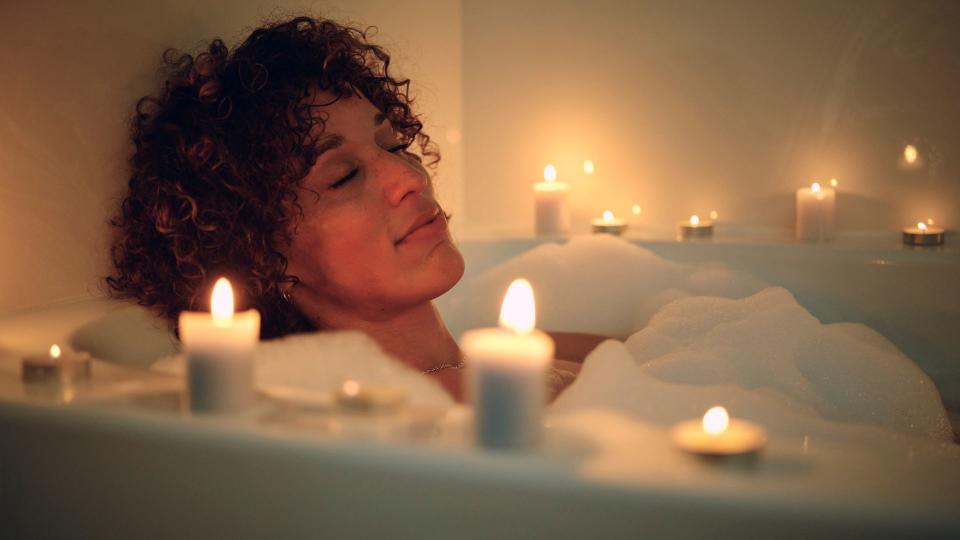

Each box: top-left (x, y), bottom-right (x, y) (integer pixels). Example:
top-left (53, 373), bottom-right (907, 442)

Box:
top-left (107, 15), bottom-right (592, 400)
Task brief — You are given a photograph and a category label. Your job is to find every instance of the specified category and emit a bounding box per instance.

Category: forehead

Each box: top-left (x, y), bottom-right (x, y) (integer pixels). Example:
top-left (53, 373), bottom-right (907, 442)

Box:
top-left (306, 90), bottom-right (382, 136)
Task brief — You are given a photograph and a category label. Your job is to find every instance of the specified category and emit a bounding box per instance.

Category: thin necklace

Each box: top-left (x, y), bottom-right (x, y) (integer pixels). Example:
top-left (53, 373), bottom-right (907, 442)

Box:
top-left (422, 358), bottom-right (466, 375)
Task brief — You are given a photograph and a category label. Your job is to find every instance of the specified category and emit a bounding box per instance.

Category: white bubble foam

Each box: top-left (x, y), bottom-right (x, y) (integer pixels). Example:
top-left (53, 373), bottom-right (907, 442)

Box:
top-left (153, 331), bottom-right (453, 409)
top-left (454, 235), bottom-right (767, 339)
top-left (449, 235), bottom-right (949, 440)
top-left (554, 288), bottom-right (951, 440)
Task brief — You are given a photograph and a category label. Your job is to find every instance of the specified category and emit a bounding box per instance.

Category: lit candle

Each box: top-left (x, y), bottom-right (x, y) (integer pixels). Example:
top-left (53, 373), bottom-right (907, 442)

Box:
top-left (461, 279), bottom-right (555, 450)
top-left (902, 220), bottom-right (945, 246)
top-left (795, 181), bottom-right (836, 241)
top-left (336, 379), bottom-right (409, 412)
top-left (533, 164), bottom-right (571, 235)
top-left (679, 214), bottom-right (714, 238)
top-left (591, 209), bottom-right (628, 235)
top-left (21, 344), bottom-right (91, 383)
top-left (178, 277), bottom-right (261, 413)
top-left (671, 406), bottom-right (767, 457)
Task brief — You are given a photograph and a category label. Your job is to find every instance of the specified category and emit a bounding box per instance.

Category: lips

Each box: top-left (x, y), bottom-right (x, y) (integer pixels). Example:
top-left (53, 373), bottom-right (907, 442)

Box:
top-left (396, 207), bottom-right (442, 245)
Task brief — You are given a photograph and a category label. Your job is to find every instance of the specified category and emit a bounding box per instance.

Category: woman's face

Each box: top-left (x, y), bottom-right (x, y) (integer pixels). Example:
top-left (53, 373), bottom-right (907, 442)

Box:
top-left (285, 91), bottom-right (464, 322)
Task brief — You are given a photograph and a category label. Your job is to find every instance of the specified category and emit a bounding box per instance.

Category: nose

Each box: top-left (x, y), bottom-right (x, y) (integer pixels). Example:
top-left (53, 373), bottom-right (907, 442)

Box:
top-left (381, 152), bottom-right (429, 207)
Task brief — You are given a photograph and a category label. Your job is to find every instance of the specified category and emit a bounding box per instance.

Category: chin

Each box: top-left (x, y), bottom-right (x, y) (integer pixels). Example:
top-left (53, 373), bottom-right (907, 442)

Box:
top-left (425, 240), bottom-right (465, 300)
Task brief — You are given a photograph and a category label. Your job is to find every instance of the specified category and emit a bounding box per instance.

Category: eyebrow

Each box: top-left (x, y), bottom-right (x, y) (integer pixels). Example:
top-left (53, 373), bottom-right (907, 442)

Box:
top-left (314, 112), bottom-right (389, 159)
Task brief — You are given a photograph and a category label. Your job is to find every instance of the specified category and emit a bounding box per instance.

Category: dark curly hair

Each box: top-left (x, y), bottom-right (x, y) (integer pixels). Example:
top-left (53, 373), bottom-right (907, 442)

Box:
top-left (106, 15), bottom-right (439, 339)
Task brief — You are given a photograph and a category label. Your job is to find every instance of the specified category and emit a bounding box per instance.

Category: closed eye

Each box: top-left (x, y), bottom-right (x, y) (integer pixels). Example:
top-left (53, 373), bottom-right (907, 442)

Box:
top-left (330, 167), bottom-right (358, 189)
top-left (329, 142), bottom-right (412, 190)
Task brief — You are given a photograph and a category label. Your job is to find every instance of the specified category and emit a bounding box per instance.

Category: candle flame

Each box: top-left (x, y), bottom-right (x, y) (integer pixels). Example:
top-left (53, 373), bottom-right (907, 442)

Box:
top-left (690, 215), bottom-right (700, 226)
top-left (342, 380), bottom-right (360, 397)
top-left (499, 278), bottom-right (536, 335)
top-left (703, 406), bottom-right (729, 435)
top-left (709, 210), bottom-right (718, 220)
top-left (211, 277), bottom-right (235, 324)
top-left (811, 182), bottom-right (821, 193)
top-left (49, 344), bottom-right (62, 359)
top-left (602, 210), bottom-right (614, 223)
top-left (918, 222), bottom-right (927, 231)
top-left (632, 204), bottom-right (642, 216)
top-left (543, 164), bottom-right (557, 183)
top-left (904, 144), bottom-right (918, 164)
top-left (829, 178), bottom-right (839, 188)
top-left (583, 160), bottom-right (595, 175)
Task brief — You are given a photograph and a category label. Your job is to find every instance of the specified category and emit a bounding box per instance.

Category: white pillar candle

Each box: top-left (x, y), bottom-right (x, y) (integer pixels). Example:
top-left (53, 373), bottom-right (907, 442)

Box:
top-left (461, 279), bottom-right (554, 450)
top-left (534, 164), bottom-right (571, 235)
top-left (795, 182), bottom-right (836, 241)
top-left (178, 277), bottom-right (260, 413)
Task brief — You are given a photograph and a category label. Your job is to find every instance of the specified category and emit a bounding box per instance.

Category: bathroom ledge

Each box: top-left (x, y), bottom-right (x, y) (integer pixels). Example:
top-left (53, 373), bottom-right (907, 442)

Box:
top-left (452, 223), bottom-right (959, 261)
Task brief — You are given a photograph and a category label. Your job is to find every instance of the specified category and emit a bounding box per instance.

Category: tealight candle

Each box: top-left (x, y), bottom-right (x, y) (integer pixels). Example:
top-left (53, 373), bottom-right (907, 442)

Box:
top-left (671, 406), bottom-right (767, 457)
top-left (461, 279), bottom-right (554, 450)
top-left (679, 214), bottom-right (714, 238)
top-left (21, 344), bottom-right (92, 382)
top-left (591, 210), bottom-right (628, 235)
top-left (178, 277), bottom-right (260, 413)
top-left (533, 164), bottom-right (570, 235)
top-left (336, 379), bottom-right (409, 412)
top-left (795, 181), bottom-right (836, 241)
top-left (903, 221), bottom-right (945, 246)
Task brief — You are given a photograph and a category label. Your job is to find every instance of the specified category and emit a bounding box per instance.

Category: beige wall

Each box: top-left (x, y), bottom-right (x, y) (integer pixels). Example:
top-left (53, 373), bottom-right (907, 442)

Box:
top-left (0, 0), bottom-right (461, 315)
top-left (3, 0), bottom-right (958, 316)
top-left (462, 0), bottom-right (960, 234)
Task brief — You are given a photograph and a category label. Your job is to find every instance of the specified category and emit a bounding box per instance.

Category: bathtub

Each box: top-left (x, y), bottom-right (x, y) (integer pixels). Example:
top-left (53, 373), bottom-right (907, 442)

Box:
top-left (1, 229), bottom-right (958, 539)
top-left (442, 227), bottom-right (960, 410)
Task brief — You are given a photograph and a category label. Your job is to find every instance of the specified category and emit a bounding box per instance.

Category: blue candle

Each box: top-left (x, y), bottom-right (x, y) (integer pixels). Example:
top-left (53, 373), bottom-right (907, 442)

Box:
top-left (461, 279), bottom-right (555, 450)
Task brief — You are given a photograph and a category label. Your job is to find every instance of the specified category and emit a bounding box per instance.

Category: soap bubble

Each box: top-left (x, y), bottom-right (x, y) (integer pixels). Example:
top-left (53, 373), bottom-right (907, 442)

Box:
top-left (447, 235), bottom-right (766, 339)
top-left (553, 288), bottom-right (950, 441)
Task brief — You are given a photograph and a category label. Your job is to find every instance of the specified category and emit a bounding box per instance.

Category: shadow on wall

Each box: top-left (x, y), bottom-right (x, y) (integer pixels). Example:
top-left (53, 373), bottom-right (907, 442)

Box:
top-left (749, 192), bottom-right (795, 230)
top-left (835, 192), bottom-right (894, 232)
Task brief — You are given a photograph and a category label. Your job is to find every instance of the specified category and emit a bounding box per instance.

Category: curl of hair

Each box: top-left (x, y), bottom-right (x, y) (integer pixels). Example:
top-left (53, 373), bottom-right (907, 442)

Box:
top-left (106, 16), bottom-right (439, 339)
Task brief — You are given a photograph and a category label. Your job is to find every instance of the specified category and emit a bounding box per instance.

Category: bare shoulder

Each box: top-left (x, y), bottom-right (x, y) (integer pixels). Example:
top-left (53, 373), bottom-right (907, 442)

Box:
top-left (554, 358), bottom-right (583, 375)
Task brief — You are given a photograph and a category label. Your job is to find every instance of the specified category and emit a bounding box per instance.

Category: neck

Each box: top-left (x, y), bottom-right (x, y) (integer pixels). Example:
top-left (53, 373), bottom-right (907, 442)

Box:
top-left (301, 298), bottom-right (461, 373)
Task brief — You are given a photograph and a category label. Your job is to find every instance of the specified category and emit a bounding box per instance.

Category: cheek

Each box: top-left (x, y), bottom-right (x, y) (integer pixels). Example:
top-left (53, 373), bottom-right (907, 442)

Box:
top-left (289, 204), bottom-right (392, 287)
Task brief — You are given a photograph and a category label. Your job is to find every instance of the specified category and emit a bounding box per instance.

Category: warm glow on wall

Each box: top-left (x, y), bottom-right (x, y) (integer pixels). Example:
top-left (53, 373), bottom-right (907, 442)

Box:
top-left (904, 144), bottom-right (919, 164)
